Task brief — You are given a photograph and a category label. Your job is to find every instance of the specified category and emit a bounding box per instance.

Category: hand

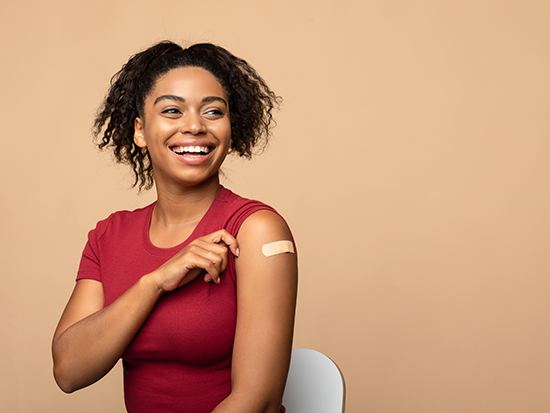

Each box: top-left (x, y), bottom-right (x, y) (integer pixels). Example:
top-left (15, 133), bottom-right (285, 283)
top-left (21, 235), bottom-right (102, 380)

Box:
top-left (150, 229), bottom-right (239, 293)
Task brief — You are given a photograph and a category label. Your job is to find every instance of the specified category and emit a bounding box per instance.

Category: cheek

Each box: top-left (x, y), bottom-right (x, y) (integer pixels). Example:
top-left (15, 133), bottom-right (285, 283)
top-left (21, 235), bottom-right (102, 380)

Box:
top-left (145, 122), bottom-right (179, 143)
top-left (157, 121), bottom-right (179, 134)
top-left (212, 123), bottom-right (232, 145)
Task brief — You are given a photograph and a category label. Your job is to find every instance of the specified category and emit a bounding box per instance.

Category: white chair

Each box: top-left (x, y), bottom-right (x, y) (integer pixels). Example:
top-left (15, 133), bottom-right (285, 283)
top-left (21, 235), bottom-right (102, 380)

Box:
top-left (282, 348), bottom-right (346, 413)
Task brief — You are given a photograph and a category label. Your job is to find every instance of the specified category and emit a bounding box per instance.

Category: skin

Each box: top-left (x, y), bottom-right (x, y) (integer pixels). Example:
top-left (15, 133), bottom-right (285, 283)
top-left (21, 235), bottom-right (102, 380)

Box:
top-left (52, 67), bottom-right (298, 413)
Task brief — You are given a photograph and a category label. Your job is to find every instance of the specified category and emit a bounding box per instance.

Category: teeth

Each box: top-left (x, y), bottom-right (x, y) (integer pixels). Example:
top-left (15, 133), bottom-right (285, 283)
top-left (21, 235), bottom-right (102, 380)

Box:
top-left (171, 146), bottom-right (211, 155)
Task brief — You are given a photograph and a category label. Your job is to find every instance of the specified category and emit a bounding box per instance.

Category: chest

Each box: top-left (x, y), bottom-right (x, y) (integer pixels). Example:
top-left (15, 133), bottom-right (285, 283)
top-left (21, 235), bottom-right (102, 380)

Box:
top-left (98, 237), bottom-right (237, 366)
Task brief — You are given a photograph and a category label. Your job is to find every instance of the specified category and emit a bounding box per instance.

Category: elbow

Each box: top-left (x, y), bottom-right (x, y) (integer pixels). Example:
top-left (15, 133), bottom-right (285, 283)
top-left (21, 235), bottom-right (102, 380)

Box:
top-left (53, 366), bottom-right (78, 394)
top-left (53, 359), bottom-right (82, 394)
top-left (52, 342), bottom-right (80, 393)
top-left (58, 383), bottom-right (78, 394)
top-left (54, 377), bottom-right (77, 394)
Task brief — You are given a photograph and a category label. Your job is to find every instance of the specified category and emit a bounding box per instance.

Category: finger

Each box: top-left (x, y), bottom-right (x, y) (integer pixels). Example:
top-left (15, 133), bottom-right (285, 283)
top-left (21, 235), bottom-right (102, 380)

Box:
top-left (191, 239), bottom-right (226, 253)
top-left (183, 254), bottom-right (222, 283)
top-left (166, 245), bottom-right (225, 285)
top-left (191, 242), bottom-right (229, 268)
top-left (186, 246), bottom-right (226, 284)
top-left (204, 272), bottom-right (221, 284)
top-left (203, 249), bottom-right (226, 284)
top-left (203, 230), bottom-right (239, 257)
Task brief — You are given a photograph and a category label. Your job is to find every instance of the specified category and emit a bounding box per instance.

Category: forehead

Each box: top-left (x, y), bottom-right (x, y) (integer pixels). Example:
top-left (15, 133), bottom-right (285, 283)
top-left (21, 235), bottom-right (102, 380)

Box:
top-left (149, 67), bottom-right (227, 101)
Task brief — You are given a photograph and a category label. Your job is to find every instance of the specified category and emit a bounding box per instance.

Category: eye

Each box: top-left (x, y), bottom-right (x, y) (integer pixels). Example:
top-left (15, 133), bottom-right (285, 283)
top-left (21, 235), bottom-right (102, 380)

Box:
top-left (161, 107), bottom-right (182, 115)
top-left (203, 108), bottom-right (225, 118)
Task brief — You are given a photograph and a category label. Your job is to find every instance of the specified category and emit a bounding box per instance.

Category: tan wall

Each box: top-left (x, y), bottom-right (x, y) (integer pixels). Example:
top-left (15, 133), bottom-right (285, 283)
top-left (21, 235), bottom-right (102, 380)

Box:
top-left (1, 1), bottom-right (549, 412)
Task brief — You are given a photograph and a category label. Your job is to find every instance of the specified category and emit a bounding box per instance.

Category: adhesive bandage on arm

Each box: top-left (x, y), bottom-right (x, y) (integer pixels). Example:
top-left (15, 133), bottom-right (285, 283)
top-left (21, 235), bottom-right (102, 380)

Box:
top-left (261, 240), bottom-right (295, 257)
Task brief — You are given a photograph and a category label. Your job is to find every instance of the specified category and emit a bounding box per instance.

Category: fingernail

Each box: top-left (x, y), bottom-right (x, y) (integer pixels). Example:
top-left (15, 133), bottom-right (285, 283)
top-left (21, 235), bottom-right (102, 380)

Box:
top-left (204, 274), bottom-right (212, 282)
top-left (235, 248), bottom-right (240, 257)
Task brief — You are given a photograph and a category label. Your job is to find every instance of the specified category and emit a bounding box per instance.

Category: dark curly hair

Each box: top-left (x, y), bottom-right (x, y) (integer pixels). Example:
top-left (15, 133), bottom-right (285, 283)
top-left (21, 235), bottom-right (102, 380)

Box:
top-left (93, 41), bottom-right (281, 191)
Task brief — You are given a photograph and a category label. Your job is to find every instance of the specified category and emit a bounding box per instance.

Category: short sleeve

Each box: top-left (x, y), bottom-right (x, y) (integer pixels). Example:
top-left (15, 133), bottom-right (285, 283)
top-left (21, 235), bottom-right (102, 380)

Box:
top-left (225, 201), bottom-right (277, 237)
top-left (76, 228), bottom-right (101, 282)
top-left (76, 215), bottom-right (112, 282)
top-left (225, 201), bottom-right (296, 283)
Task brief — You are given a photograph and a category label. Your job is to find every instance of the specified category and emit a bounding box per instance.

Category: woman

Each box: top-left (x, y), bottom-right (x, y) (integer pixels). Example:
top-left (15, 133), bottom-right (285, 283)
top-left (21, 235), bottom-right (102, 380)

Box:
top-left (52, 41), bottom-right (297, 413)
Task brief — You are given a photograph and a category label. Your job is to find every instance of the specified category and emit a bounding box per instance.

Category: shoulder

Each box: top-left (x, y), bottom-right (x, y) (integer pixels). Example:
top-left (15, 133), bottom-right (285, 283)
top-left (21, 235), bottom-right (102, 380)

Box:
top-left (88, 203), bottom-right (154, 241)
top-left (238, 209), bottom-right (292, 241)
top-left (233, 209), bottom-right (297, 299)
top-left (106, 203), bottom-right (154, 223)
top-left (218, 187), bottom-right (293, 243)
top-left (218, 187), bottom-right (283, 236)
top-left (236, 210), bottom-right (296, 263)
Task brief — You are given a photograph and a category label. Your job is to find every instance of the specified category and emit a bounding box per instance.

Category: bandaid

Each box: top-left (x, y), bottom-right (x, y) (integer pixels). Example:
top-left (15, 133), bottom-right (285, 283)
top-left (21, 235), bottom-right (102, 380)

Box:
top-left (262, 240), bottom-right (295, 257)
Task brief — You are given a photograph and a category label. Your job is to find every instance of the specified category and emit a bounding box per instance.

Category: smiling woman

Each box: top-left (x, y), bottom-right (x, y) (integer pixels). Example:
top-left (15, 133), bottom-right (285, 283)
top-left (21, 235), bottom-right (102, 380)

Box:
top-left (133, 67), bottom-right (232, 192)
top-left (52, 41), bottom-right (297, 413)
top-left (93, 41), bottom-right (279, 191)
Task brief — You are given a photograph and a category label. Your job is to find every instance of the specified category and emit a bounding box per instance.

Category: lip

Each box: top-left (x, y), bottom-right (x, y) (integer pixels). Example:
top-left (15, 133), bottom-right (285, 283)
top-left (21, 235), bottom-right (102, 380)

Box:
top-left (168, 138), bottom-right (215, 149)
top-left (168, 138), bottom-right (217, 165)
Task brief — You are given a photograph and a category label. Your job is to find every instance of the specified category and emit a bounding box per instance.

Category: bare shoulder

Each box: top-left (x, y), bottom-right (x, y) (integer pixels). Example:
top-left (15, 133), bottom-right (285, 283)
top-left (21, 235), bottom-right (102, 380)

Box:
top-left (237, 209), bottom-right (293, 244)
top-left (235, 209), bottom-right (296, 284)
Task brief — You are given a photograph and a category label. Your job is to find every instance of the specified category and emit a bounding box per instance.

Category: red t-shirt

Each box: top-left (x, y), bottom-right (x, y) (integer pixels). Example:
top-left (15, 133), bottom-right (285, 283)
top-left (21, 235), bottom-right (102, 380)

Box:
top-left (77, 187), bottom-right (286, 412)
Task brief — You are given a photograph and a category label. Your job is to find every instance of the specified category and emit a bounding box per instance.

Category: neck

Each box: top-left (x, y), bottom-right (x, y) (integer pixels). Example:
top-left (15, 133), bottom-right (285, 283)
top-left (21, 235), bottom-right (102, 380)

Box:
top-left (153, 175), bottom-right (221, 226)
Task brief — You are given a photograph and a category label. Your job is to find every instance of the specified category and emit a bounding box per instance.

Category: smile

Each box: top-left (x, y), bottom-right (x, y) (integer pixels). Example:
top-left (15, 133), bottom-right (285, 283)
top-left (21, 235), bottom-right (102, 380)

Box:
top-left (170, 146), bottom-right (213, 157)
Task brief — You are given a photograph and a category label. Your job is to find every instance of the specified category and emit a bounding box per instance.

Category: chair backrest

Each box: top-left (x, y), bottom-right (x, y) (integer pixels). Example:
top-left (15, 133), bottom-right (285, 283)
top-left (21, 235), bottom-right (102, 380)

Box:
top-left (282, 348), bottom-right (346, 413)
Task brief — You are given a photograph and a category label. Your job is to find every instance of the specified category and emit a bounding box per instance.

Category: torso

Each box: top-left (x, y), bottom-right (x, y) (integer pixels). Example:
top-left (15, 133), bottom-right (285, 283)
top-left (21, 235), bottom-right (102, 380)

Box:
top-left (77, 186), bottom-right (278, 413)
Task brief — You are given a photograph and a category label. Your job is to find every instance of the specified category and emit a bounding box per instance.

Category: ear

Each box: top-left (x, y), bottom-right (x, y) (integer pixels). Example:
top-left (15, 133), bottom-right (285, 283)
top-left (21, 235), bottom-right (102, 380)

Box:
top-left (134, 117), bottom-right (147, 148)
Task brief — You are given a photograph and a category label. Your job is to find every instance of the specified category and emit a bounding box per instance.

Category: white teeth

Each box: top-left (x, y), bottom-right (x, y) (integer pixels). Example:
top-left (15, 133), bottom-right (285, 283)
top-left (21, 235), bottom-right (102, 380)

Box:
top-left (183, 146), bottom-right (209, 153)
top-left (171, 146), bottom-right (211, 155)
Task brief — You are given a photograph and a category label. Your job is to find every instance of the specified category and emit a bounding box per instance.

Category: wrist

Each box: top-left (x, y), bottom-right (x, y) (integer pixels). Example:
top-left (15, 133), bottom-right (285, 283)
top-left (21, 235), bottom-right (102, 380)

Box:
top-left (140, 271), bottom-right (166, 298)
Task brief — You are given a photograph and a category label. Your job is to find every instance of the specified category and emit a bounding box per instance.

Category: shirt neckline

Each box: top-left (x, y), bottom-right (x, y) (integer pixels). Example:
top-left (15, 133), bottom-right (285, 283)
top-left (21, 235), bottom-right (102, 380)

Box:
top-left (141, 186), bottom-right (229, 255)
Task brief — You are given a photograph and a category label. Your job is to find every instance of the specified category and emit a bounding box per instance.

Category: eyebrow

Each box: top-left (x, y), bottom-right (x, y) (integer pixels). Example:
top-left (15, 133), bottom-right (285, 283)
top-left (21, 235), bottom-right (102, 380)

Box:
top-left (154, 94), bottom-right (228, 107)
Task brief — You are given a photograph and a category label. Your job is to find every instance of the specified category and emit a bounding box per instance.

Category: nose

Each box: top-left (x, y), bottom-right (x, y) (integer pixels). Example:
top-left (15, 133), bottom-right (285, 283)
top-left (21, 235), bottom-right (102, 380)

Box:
top-left (180, 111), bottom-right (206, 135)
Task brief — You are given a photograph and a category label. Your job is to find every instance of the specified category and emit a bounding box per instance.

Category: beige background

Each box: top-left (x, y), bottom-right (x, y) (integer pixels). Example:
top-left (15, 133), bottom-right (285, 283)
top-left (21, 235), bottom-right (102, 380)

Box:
top-left (1, 1), bottom-right (549, 412)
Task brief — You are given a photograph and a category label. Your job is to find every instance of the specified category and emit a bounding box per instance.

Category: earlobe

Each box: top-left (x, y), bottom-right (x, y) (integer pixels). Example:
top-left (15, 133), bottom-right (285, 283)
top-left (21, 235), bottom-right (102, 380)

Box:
top-left (134, 118), bottom-right (147, 148)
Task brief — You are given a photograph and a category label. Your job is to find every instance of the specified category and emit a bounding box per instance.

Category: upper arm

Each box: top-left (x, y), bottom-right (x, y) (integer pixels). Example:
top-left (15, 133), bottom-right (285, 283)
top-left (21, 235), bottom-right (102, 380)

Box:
top-left (230, 210), bottom-right (298, 410)
top-left (53, 279), bottom-right (104, 344)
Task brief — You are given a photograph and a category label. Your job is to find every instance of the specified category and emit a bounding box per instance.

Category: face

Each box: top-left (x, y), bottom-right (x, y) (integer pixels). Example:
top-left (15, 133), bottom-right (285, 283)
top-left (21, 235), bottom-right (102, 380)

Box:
top-left (134, 67), bottom-right (231, 191)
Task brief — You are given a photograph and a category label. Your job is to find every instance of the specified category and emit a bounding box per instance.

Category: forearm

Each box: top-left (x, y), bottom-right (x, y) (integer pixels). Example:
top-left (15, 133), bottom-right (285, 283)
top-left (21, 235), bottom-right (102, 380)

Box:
top-left (52, 274), bottom-right (163, 393)
top-left (53, 229), bottom-right (237, 394)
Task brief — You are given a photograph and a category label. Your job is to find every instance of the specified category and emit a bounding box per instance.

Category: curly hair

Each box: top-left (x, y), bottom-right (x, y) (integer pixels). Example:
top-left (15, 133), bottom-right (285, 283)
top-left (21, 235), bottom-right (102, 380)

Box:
top-left (93, 41), bottom-right (281, 191)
